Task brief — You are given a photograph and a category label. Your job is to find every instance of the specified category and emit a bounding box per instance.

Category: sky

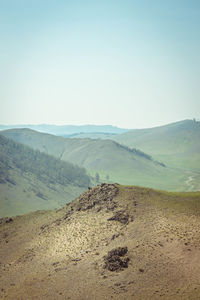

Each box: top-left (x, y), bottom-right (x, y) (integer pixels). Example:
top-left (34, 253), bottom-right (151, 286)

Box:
top-left (0, 0), bottom-right (200, 129)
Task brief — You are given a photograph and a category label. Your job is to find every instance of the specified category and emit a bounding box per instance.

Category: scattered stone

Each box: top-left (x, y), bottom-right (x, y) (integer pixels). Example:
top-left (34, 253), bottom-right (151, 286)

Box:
top-left (114, 282), bottom-right (121, 286)
top-left (40, 224), bottom-right (49, 231)
top-left (71, 258), bottom-right (81, 262)
top-left (111, 233), bottom-right (120, 240)
top-left (52, 262), bottom-right (59, 266)
top-left (5, 218), bottom-right (13, 223)
top-left (104, 246), bottom-right (129, 271)
top-left (139, 268), bottom-right (144, 273)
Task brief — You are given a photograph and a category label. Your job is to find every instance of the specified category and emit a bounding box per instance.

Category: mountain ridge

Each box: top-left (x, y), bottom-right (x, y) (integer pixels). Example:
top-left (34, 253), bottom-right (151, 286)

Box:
top-left (0, 124), bottom-right (130, 135)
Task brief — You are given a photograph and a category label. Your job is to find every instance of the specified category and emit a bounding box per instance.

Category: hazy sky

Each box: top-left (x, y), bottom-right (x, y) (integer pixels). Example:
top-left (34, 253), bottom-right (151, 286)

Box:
top-left (0, 0), bottom-right (199, 128)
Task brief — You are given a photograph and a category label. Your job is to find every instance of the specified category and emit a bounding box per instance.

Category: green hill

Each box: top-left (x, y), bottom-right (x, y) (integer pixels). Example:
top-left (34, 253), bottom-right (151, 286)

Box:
top-left (0, 134), bottom-right (90, 217)
top-left (113, 119), bottom-right (200, 170)
top-left (2, 128), bottom-right (199, 192)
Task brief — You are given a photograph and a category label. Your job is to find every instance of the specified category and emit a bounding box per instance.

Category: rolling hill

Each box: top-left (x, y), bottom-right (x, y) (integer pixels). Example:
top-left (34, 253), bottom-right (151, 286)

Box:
top-left (0, 184), bottom-right (200, 299)
top-left (0, 134), bottom-right (90, 217)
top-left (62, 132), bottom-right (117, 139)
top-left (112, 119), bottom-right (200, 170)
top-left (1, 128), bottom-right (199, 191)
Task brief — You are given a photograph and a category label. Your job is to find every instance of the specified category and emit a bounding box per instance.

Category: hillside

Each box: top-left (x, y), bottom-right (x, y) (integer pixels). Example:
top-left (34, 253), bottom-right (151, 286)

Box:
top-left (0, 134), bottom-right (90, 217)
top-left (0, 184), bottom-right (200, 299)
top-left (113, 119), bottom-right (200, 170)
top-left (1, 128), bottom-right (195, 192)
top-left (63, 132), bottom-right (117, 139)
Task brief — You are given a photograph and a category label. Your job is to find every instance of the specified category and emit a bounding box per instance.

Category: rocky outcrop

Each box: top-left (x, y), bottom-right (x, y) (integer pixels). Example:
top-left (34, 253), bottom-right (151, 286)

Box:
top-left (104, 246), bottom-right (130, 271)
top-left (74, 183), bottom-right (118, 212)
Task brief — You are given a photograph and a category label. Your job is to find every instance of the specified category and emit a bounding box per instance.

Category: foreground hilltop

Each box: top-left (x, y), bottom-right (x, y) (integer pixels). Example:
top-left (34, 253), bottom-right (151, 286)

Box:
top-left (0, 184), bottom-right (200, 300)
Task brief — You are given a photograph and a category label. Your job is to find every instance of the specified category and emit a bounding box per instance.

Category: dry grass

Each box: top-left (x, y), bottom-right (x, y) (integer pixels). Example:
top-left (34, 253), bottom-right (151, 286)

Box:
top-left (0, 184), bottom-right (200, 299)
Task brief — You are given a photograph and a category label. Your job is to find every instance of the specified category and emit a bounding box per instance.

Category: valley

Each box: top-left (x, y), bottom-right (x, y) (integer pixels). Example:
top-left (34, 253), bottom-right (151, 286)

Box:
top-left (2, 120), bottom-right (200, 194)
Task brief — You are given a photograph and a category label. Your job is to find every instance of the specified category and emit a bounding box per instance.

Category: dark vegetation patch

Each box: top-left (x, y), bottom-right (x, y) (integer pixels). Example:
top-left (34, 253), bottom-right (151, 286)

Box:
top-left (104, 247), bottom-right (130, 271)
top-left (114, 141), bottom-right (166, 166)
top-left (36, 191), bottom-right (47, 200)
top-left (6, 177), bottom-right (16, 185)
top-left (0, 134), bottom-right (90, 187)
top-left (113, 141), bottom-right (153, 161)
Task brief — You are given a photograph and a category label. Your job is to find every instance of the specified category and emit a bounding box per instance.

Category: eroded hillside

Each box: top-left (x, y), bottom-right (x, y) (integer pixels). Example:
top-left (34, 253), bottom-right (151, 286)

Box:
top-left (0, 184), bottom-right (200, 299)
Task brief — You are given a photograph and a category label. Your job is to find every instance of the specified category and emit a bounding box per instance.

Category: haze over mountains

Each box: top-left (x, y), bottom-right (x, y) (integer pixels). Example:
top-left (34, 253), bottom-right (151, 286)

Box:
top-left (1, 119), bottom-right (200, 218)
top-left (1, 119), bottom-right (200, 194)
top-left (0, 124), bottom-right (129, 136)
top-left (1, 0), bottom-right (199, 298)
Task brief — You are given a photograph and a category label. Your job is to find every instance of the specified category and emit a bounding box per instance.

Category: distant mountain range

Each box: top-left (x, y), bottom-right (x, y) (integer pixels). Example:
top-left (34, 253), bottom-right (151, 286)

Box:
top-left (0, 124), bottom-right (130, 135)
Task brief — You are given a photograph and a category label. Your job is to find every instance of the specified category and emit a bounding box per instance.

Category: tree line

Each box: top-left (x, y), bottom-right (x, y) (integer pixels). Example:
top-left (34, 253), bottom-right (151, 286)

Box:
top-left (0, 134), bottom-right (90, 187)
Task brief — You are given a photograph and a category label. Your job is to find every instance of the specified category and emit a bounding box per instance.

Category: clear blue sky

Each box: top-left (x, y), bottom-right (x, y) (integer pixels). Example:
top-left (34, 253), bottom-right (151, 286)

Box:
top-left (0, 0), bottom-right (199, 128)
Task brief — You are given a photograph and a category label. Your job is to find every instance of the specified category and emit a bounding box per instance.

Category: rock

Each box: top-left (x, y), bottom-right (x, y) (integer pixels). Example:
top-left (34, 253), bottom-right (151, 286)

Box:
top-left (104, 246), bottom-right (130, 271)
top-left (5, 218), bottom-right (13, 223)
top-left (74, 184), bottom-right (118, 212)
top-left (139, 268), bottom-right (144, 273)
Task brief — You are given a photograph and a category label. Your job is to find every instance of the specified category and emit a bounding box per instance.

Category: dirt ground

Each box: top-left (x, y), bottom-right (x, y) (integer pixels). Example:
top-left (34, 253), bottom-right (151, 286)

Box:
top-left (0, 184), bottom-right (200, 300)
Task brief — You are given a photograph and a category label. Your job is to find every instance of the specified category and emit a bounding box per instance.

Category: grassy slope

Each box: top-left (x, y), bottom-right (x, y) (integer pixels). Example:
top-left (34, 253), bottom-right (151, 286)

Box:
top-left (0, 184), bottom-right (200, 300)
top-left (0, 134), bottom-right (90, 217)
top-left (1, 128), bottom-right (194, 191)
top-left (113, 119), bottom-right (200, 170)
top-left (0, 168), bottom-right (85, 218)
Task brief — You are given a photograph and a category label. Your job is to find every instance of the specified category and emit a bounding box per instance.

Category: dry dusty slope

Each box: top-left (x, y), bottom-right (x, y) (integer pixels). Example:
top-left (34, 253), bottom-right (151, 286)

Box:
top-left (0, 184), bottom-right (200, 300)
